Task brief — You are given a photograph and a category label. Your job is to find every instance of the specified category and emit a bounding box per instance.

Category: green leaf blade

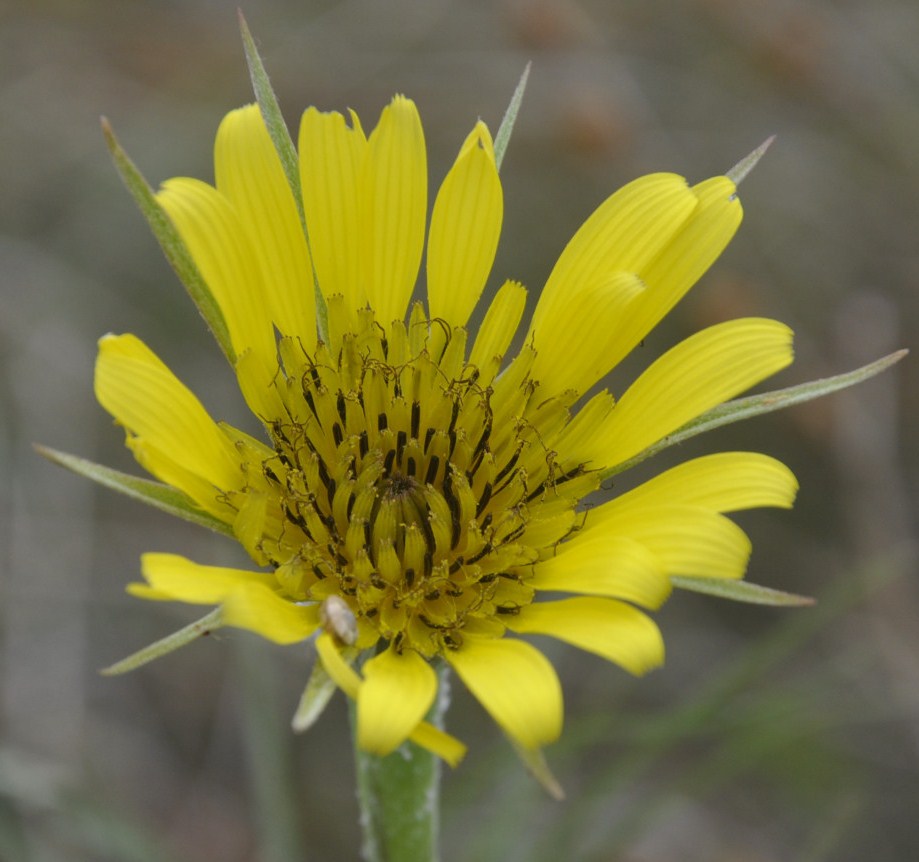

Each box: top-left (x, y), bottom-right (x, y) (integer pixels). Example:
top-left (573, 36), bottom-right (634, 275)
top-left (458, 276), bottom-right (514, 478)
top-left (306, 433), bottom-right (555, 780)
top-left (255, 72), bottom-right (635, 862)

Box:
top-left (671, 576), bottom-right (815, 607)
top-left (100, 118), bottom-right (234, 363)
top-left (35, 445), bottom-right (235, 537)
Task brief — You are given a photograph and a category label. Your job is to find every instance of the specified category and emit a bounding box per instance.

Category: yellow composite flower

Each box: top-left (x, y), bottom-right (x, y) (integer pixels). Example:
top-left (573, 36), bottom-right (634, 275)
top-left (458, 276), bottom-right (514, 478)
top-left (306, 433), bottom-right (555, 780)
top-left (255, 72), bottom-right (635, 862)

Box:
top-left (95, 96), bottom-right (797, 764)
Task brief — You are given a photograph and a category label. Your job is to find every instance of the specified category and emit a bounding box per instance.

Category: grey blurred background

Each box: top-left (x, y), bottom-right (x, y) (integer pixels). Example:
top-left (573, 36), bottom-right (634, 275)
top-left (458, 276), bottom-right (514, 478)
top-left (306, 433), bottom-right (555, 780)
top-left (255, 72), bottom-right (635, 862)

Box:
top-left (2, 1), bottom-right (917, 860)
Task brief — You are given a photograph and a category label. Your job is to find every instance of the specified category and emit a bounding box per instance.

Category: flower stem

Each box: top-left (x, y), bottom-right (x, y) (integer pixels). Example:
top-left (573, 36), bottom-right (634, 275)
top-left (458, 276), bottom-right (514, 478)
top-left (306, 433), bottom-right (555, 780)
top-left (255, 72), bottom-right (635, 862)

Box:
top-left (353, 666), bottom-right (450, 862)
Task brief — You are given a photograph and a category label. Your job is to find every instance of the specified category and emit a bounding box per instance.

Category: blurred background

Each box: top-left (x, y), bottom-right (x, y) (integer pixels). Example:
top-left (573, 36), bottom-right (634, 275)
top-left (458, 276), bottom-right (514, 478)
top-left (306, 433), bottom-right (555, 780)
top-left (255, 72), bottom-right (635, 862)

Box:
top-left (2, 1), bottom-right (917, 860)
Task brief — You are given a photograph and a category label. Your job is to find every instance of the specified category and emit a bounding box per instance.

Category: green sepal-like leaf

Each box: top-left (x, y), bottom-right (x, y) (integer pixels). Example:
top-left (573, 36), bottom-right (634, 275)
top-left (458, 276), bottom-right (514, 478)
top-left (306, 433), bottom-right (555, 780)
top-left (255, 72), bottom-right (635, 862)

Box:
top-left (100, 118), bottom-right (234, 363)
top-left (291, 645), bottom-right (359, 733)
top-left (101, 608), bottom-right (223, 675)
top-left (238, 10), bottom-right (329, 345)
top-left (671, 576), bottom-right (815, 607)
top-left (494, 62), bottom-right (531, 172)
top-left (604, 349), bottom-right (907, 479)
top-left (35, 445), bottom-right (234, 538)
top-left (509, 739), bottom-right (565, 800)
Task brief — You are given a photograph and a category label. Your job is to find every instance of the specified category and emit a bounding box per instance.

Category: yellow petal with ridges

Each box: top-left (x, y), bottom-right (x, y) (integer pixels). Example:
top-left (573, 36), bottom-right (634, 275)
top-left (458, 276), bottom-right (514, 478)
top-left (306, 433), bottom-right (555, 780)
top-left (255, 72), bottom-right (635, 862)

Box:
top-left (357, 647), bottom-right (437, 755)
top-left (589, 318), bottom-right (794, 469)
top-left (531, 536), bottom-right (671, 609)
top-left (364, 96), bottom-right (427, 324)
top-left (314, 634), bottom-right (466, 765)
top-left (157, 177), bottom-right (275, 366)
top-left (95, 334), bottom-right (241, 495)
top-left (468, 280), bottom-right (527, 381)
top-left (220, 582), bottom-right (319, 644)
top-left (215, 105), bottom-right (316, 348)
top-left (427, 121), bottom-right (502, 327)
top-left (530, 271), bottom-right (645, 396)
top-left (131, 553), bottom-right (277, 603)
top-left (586, 504), bottom-right (752, 580)
top-left (315, 632), bottom-right (361, 698)
top-left (507, 598), bottom-right (665, 676)
top-left (530, 173), bottom-right (697, 335)
top-left (446, 637), bottom-right (562, 750)
top-left (605, 452), bottom-right (798, 514)
top-left (601, 176), bottom-right (743, 373)
top-left (299, 107), bottom-right (368, 307)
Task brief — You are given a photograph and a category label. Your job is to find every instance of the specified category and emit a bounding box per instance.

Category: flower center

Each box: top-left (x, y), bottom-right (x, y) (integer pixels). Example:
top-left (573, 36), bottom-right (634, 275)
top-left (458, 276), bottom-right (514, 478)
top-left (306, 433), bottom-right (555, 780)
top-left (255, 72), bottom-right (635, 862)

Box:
top-left (256, 298), bottom-right (596, 656)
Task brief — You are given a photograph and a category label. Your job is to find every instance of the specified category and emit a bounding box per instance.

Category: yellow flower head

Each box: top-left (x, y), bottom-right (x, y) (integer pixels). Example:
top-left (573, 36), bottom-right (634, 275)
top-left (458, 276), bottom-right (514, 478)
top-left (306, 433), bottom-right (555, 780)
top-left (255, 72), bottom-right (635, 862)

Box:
top-left (94, 96), bottom-right (796, 764)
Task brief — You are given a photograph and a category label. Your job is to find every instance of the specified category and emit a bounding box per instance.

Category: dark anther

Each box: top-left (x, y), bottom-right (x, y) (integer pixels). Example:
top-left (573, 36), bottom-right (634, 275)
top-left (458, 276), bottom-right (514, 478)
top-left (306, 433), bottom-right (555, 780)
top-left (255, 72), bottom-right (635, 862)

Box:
top-left (396, 430), bottom-right (407, 462)
top-left (406, 456), bottom-right (417, 477)
top-left (411, 400), bottom-right (420, 439)
top-left (475, 481), bottom-right (493, 517)
top-left (425, 455), bottom-right (440, 486)
top-left (336, 392), bottom-right (347, 424)
top-left (405, 568), bottom-right (415, 587)
top-left (383, 449), bottom-right (396, 476)
top-left (332, 423), bottom-right (344, 447)
top-left (495, 604), bottom-right (521, 615)
top-left (358, 430), bottom-right (369, 458)
top-left (423, 427), bottom-right (436, 452)
top-left (378, 412), bottom-right (388, 431)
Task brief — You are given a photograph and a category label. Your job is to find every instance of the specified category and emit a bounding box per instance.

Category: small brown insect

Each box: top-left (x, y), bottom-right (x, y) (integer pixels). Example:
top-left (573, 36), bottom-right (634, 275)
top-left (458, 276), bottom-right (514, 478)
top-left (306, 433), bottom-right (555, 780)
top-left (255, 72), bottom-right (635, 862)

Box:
top-left (320, 595), bottom-right (358, 646)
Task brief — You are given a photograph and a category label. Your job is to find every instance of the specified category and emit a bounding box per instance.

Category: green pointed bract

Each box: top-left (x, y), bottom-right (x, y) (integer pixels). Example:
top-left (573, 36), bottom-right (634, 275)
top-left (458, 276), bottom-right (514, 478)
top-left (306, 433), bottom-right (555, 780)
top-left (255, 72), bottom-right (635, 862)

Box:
top-left (494, 62), bottom-right (531, 173)
top-left (671, 576), bottom-right (815, 607)
top-left (510, 739), bottom-right (565, 801)
top-left (101, 608), bottom-right (223, 675)
top-left (238, 10), bottom-right (329, 345)
top-left (604, 349), bottom-right (907, 480)
top-left (727, 136), bottom-right (776, 185)
top-left (100, 118), bottom-right (234, 363)
top-left (35, 445), bottom-right (234, 537)
top-left (292, 646), bottom-right (359, 733)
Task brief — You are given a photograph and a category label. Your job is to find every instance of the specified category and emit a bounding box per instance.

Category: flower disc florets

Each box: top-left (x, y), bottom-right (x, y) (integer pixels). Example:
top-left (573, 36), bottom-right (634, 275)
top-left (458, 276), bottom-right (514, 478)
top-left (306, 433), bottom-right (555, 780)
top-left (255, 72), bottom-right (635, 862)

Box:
top-left (257, 297), bottom-right (596, 658)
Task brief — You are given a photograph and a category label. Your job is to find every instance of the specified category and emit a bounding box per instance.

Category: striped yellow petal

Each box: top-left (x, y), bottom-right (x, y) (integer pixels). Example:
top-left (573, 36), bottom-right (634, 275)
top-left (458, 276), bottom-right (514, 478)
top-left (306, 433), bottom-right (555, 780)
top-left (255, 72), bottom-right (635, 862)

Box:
top-left (315, 634), bottom-right (466, 765)
top-left (130, 553), bottom-right (277, 602)
top-left (357, 647), bottom-right (437, 755)
top-left (530, 173), bottom-right (697, 335)
top-left (588, 318), bottom-right (794, 468)
top-left (157, 177), bottom-right (275, 367)
top-left (363, 96), bottom-right (427, 324)
top-left (215, 105), bottom-right (316, 348)
top-left (586, 504), bottom-right (752, 580)
top-left (530, 271), bottom-right (645, 397)
top-left (299, 107), bottom-right (368, 308)
top-left (220, 582), bottom-right (319, 644)
top-left (315, 632), bottom-right (361, 698)
top-left (529, 175), bottom-right (743, 397)
top-left (427, 121), bottom-right (502, 327)
top-left (605, 452), bottom-right (798, 514)
top-left (530, 535), bottom-right (671, 609)
top-left (446, 637), bottom-right (562, 750)
top-left (95, 334), bottom-right (241, 497)
top-left (507, 598), bottom-right (665, 675)
top-left (601, 176), bottom-right (743, 373)
top-left (468, 279), bottom-right (527, 380)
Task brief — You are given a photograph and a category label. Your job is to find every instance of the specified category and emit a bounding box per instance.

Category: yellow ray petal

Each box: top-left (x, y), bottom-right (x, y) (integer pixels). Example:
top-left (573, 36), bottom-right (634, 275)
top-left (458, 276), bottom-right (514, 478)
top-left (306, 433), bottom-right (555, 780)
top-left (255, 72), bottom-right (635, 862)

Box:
top-left (445, 637), bottom-right (562, 750)
top-left (314, 634), bottom-right (466, 765)
top-left (298, 107), bottom-right (368, 308)
top-left (357, 647), bottom-right (437, 755)
top-left (530, 173), bottom-right (698, 336)
top-left (156, 177), bottom-right (275, 366)
top-left (588, 318), bottom-right (794, 469)
top-left (602, 176), bottom-right (743, 372)
top-left (586, 504), bottom-right (752, 580)
top-left (604, 452), bottom-right (798, 515)
top-left (468, 280), bottom-right (527, 382)
top-left (130, 553), bottom-right (277, 603)
top-left (529, 175), bottom-right (743, 397)
top-left (530, 271), bottom-right (645, 396)
top-left (95, 334), bottom-right (241, 495)
top-left (215, 105), bottom-right (316, 348)
top-left (363, 96), bottom-right (427, 324)
top-left (507, 598), bottom-right (665, 676)
top-left (427, 121), bottom-right (502, 327)
top-left (531, 536), bottom-right (671, 609)
top-left (220, 582), bottom-right (319, 644)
